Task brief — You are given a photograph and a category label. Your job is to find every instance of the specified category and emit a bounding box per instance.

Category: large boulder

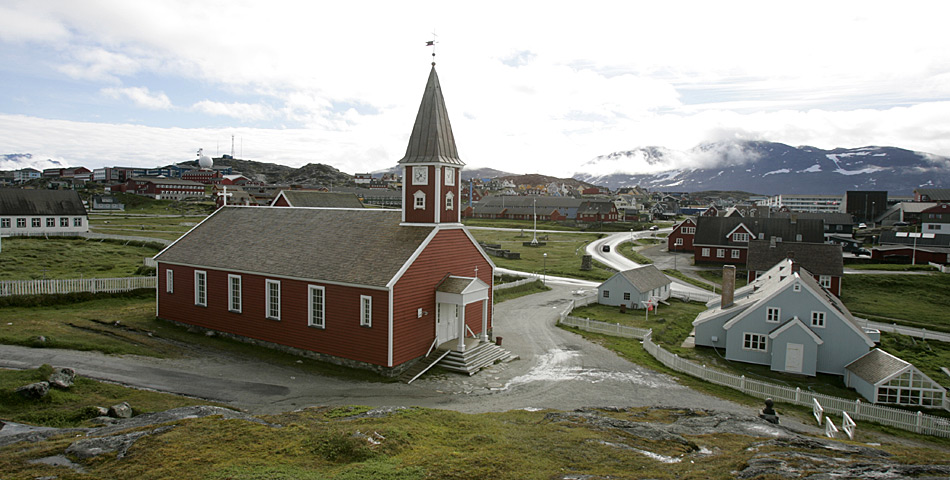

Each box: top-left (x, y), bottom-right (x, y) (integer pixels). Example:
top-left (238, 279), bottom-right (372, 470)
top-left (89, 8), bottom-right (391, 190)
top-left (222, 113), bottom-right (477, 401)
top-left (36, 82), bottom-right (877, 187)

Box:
top-left (48, 367), bottom-right (76, 389)
top-left (108, 402), bottom-right (133, 419)
top-left (15, 381), bottom-right (50, 399)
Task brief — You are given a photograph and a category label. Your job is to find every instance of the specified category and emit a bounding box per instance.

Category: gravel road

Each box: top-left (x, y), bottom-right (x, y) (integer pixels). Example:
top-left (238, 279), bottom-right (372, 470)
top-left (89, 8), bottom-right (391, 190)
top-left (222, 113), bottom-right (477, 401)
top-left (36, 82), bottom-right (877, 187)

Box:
top-left (1, 285), bottom-right (754, 419)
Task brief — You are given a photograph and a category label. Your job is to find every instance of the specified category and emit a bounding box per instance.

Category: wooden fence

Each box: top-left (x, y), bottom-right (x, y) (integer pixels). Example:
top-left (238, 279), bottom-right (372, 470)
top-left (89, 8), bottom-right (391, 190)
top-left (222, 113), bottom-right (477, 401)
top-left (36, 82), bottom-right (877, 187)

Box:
top-left (0, 276), bottom-right (156, 297)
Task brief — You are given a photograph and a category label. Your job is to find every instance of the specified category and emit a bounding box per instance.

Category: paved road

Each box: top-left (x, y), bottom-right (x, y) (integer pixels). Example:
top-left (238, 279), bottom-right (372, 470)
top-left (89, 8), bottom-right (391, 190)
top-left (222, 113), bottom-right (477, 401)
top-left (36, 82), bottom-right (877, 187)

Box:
top-left (0, 285), bottom-right (752, 419)
top-left (586, 229), bottom-right (717, 301)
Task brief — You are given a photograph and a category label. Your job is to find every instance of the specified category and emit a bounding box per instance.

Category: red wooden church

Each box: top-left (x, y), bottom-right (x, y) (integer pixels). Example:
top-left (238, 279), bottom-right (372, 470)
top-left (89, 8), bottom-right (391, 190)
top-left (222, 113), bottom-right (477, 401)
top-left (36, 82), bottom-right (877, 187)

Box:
top-left (154, 65), bottom-right (500, 376)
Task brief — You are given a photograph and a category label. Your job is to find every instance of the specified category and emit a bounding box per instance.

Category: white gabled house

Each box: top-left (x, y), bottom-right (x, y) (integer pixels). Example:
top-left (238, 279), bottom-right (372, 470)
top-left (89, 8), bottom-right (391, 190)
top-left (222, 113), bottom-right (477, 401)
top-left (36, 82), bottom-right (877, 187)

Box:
top-left (597, 265), bottom-right (671, 309)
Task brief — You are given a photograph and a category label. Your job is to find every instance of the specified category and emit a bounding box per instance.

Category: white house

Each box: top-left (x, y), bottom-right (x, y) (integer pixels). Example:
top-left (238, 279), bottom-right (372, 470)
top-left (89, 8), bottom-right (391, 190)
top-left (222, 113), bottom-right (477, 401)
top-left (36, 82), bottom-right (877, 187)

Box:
top-left (597, 265), bottom-right (671, 309)
top-left (0, 188), bottom-right (89, 236)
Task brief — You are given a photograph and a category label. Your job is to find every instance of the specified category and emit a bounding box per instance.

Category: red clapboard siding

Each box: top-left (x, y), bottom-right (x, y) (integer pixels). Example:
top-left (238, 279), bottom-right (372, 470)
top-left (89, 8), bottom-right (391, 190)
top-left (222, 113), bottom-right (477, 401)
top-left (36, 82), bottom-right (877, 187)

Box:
top-left (273, 195), bottom-right (290, 207)
top-left (441, 169), bottom-right (460, 223)
top-left (157, 264), bottom-right (390, 366)
top-left (391, 228), bottom-right (493, 365)
top-left (404, 166), bottom-right (436, 224)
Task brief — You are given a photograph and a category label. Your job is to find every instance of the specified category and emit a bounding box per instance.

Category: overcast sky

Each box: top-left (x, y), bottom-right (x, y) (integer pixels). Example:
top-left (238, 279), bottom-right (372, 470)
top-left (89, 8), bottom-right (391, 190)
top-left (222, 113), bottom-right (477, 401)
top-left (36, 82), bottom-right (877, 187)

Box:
top-left (2, 1), bottom-right (949, 177)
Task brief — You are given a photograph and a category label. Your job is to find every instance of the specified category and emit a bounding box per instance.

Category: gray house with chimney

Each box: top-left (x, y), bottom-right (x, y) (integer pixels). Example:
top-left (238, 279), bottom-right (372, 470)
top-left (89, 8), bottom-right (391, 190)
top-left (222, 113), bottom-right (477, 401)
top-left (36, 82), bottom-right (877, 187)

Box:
top-left (692, 260), bottom-right (875, 377)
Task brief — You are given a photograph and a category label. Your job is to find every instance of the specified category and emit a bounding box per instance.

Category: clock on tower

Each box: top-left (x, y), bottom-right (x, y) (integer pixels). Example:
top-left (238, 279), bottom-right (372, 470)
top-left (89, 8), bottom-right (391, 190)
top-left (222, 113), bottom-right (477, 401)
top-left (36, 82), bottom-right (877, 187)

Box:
top-left (412, 166), bottom-right (428, 185)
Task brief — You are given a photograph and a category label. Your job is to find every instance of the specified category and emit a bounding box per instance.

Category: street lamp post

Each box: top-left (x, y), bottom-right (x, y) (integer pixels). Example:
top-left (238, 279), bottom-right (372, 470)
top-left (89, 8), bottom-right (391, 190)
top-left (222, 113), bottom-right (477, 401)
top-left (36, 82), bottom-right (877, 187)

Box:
top-left (542, 253), bottom-right (548, 285)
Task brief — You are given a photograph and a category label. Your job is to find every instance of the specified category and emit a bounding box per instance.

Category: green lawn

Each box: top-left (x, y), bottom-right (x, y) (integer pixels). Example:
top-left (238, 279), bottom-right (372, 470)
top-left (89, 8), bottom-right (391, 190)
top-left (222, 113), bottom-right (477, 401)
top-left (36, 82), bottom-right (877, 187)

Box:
top-left (617, 241), bottom-right (654, 264)
top-left (0, 237), bottom-right (161, 280)
top-left (469, 230), bottom-right (615, 281)
top-left (694, 268), bottom-right (748, 289)
top-left (842, 273), bottom-right (950, 332)
top-left (493, 280), bottom-right (551, 304)
top-left (89, 213), bottom-right (208, 241)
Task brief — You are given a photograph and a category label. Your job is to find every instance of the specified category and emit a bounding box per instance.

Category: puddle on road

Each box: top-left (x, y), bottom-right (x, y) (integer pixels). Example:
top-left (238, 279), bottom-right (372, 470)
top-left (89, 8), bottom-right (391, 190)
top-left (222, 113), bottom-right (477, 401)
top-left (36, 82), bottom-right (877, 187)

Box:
top-left (504, 348), bottom-right (684, 390)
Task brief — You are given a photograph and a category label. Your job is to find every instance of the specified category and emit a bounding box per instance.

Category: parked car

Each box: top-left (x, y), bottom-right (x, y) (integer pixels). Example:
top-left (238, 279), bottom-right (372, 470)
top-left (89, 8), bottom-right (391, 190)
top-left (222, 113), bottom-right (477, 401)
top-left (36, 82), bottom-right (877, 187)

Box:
top-left (894, 221), bottom-right (910, 227)
top-left (853, 248), bottom-right (871, 256)
top-left (649, 225), bottom-right (659, 231)
top-left (858, 223), bottom-right (867, 229)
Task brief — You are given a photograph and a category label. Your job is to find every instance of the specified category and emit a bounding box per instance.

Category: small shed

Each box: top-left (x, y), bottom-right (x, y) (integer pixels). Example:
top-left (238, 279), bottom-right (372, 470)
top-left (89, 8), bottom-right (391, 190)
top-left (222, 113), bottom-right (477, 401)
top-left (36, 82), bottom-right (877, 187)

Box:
top-left (597, 265), bottom-right (671, 309)
top-left (845, 349), bottom-right (946, 407)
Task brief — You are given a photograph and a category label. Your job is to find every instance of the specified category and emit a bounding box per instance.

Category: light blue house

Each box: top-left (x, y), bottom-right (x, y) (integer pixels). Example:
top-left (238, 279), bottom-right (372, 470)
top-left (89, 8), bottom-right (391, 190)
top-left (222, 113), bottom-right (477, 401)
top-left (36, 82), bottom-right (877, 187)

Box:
top-left (692, 259), bottom-right (875, 377)
top-left (597, 265), bottom-right (671, 309)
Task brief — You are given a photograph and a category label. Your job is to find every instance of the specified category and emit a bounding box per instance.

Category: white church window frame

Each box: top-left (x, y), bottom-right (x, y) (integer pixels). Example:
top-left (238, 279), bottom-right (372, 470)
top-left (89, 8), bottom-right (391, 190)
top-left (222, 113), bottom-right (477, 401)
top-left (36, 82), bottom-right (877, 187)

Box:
top-left (413, 190), bottom-right (426, 210)
top-left (266, 279), bottom-right (281, 320)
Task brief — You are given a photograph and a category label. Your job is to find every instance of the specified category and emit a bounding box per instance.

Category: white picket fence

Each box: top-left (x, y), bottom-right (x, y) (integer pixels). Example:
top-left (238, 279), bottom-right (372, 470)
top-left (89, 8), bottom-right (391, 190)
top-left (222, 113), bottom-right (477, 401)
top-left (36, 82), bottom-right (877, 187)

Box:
top-left (641, 331), bottom-right (950, 437)
top-left (0, 276), bottom-right (156, 297)
top-left (493, 277), bottom-right (536, 291)
top-left (560, 315), bottom-right (652, 339)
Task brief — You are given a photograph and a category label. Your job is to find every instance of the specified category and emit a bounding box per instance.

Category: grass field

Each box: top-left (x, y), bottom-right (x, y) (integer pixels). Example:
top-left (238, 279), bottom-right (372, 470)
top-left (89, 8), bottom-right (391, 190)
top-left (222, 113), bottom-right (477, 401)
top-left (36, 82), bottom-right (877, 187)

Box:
top-left (616, 241), bottom-right (654, 264)
top-left (842, 273), bottom-right (950, 332)
top-left (88, 213), bottom-right (207, 241)
top-left (468, 230), bottom-right (615, 281)
top-left (0, 237), bottom-right (161, 280)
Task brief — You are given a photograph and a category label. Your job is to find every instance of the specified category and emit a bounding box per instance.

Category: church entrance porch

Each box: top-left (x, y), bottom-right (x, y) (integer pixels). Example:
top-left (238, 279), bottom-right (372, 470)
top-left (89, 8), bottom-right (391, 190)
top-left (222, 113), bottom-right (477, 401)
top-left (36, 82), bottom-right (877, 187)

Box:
top-left (435, 275), bottom-right (491, 353)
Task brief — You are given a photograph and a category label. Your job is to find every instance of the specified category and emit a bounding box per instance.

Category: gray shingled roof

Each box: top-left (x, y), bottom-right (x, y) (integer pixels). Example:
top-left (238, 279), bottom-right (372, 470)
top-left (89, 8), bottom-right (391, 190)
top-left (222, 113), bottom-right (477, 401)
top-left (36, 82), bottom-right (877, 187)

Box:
top-left (746, 240), bottom-right (844, 276)
top-left (0, 188), bottom-right (87, 216)
top-left (617, 265), bottom-right (670, 293)
top-left (155, 207), bottom-right (434, 288)
top-left (693, 216), bottom-right (824, 246)
top-left (398, 65), bottom-right (464, 166)
top-left (578, 200), bottom-right (615, 215)
top-left (278, 190), bottom-right (364, 208)
top-left (845, 349), bottom-right (909, 385)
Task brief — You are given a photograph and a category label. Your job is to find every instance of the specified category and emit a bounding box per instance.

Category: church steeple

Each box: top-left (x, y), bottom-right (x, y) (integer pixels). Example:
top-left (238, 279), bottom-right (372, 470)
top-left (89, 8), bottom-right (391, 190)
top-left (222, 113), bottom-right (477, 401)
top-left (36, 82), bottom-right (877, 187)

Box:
top-left (400, 64), bottom-right (464, 225)
top-left (399, 65), bottom-right (464, 166)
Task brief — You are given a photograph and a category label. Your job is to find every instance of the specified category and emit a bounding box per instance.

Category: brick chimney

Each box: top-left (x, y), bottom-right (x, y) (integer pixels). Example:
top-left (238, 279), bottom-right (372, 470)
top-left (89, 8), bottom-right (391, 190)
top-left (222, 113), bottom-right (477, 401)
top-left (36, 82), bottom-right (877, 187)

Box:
top-left (721, 265), bottom-right (736, 309)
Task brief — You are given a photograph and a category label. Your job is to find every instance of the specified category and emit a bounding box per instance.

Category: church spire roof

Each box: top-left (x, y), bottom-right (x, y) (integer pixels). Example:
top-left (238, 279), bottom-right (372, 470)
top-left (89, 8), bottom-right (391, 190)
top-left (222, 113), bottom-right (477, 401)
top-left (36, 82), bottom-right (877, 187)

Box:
top-left (398, 65), bottom-right (464, 166)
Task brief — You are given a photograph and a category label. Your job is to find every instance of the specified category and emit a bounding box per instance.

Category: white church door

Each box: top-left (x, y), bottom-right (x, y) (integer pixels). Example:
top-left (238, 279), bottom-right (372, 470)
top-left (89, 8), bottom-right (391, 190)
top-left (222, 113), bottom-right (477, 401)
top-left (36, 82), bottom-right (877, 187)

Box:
top-left (785, 343), bottom-right (804, 373)
top-left (436, 303), bottom-right (460, 343)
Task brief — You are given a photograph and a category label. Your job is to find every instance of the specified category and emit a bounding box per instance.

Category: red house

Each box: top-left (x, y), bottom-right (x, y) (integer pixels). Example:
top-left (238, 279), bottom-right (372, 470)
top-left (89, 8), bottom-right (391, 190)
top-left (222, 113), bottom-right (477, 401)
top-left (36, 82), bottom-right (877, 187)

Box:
top-left (577, 200), bottom-right (619, 222)
top-left (667, 217), bottom-right (696, 252)
top-left (154, 65), bottom-right (500, 376)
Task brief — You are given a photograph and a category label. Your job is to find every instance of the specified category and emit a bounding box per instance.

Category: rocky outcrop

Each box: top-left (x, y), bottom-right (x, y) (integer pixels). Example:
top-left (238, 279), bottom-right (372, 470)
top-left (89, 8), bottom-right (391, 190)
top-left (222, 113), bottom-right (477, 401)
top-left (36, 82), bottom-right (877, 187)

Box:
top-left (15, 381), bottom-right (49, 399)
top-left (48, 367), bottom-right (76, 389)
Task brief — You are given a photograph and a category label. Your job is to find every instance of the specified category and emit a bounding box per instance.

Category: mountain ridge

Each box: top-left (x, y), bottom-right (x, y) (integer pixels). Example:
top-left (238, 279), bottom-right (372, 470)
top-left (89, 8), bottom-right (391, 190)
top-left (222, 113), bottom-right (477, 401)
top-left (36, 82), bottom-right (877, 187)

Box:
top-left (573, 141), bottom-right (950, 195)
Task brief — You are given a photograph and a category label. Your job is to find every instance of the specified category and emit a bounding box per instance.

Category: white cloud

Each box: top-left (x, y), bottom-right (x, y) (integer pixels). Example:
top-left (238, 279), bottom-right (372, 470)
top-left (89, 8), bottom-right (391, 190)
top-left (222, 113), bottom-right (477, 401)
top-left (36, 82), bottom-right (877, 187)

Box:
top-left (191, 100), bottom-right (275, 121)
top-left (101, 86), bottom-right (172, 110)
top-left (1, 1), bottom-right (950, 179)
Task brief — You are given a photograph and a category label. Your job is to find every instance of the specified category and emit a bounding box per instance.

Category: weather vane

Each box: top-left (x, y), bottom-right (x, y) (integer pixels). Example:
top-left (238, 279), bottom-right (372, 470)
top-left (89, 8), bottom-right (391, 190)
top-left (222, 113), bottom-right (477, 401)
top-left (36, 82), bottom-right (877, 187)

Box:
top-left (426, 31), bottom-right (438, 64)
